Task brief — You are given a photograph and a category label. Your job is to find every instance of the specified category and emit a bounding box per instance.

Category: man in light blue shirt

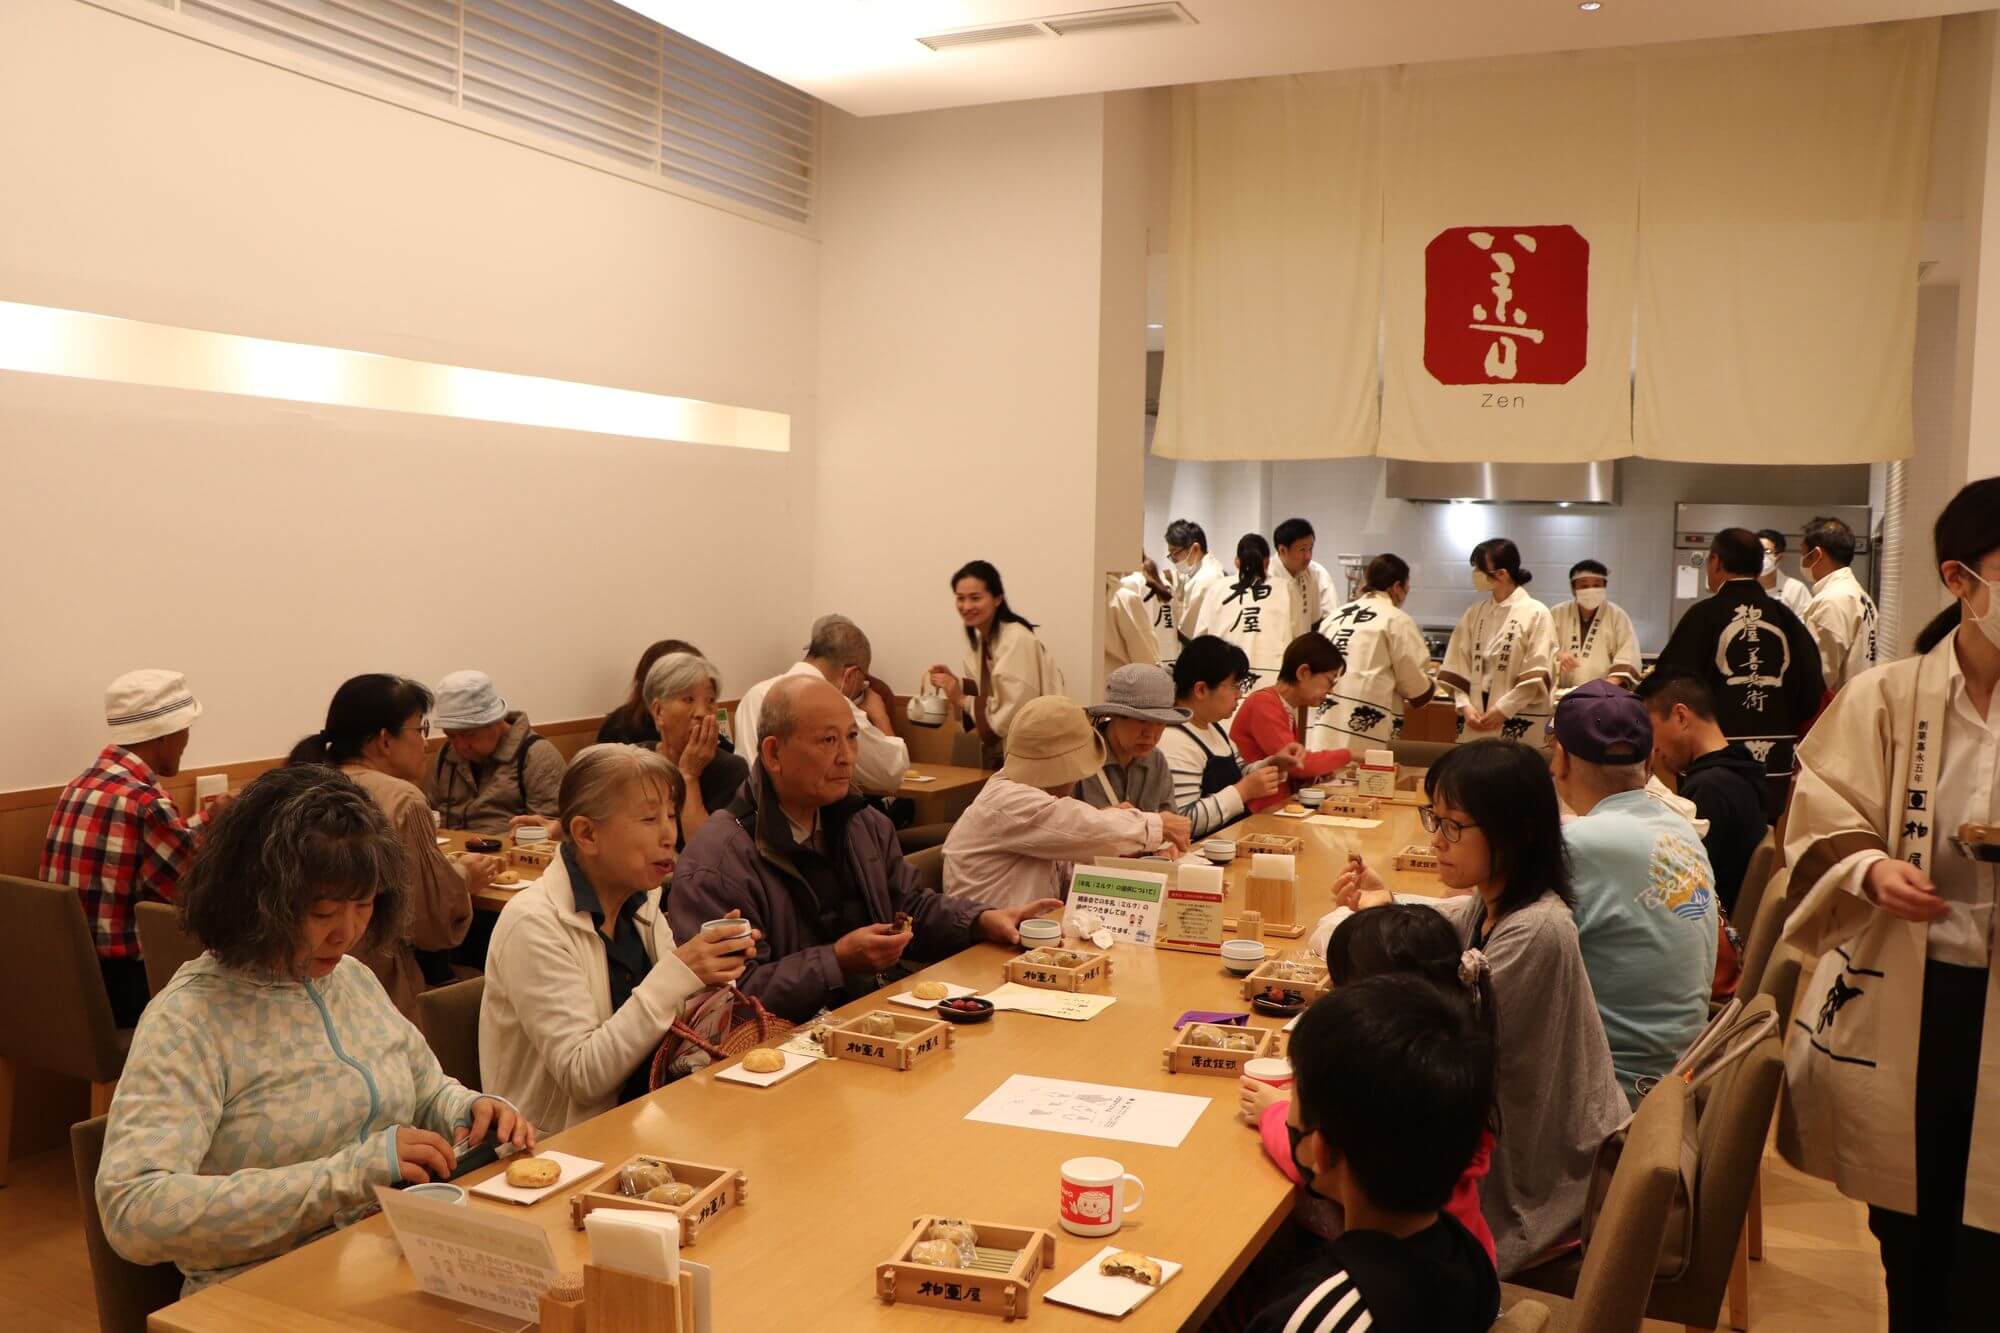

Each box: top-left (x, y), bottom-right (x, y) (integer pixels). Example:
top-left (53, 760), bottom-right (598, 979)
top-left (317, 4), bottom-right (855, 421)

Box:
top-left (1553, 681), bottom-right (1719, 1106)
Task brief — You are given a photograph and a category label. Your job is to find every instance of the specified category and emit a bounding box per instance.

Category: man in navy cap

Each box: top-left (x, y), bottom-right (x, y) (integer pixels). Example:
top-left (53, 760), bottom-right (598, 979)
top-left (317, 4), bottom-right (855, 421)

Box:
top-left (1551, 680), bottom-right (1719, 1106)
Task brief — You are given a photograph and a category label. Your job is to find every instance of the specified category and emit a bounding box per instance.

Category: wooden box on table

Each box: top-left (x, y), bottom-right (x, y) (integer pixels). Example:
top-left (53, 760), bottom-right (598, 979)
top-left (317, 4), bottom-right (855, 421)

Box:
top-left (877, 1215), bottom-right (1058, 1321)
top-left (568, 1154), bottom-right (747, 1243)
top-left (1162, 1022), bottom-right (1276, 1076)
top-left (1003, 948), bottom-right (1112, 993)
top-left (826, 1010), bottom-right (954, 1070)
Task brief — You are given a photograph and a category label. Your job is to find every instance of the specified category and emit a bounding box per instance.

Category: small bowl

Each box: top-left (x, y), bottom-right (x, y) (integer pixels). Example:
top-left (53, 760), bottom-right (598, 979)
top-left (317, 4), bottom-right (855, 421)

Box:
top-left (1201, 840), bottom-right (1236, 863)
top-left (936, 996), bottom-right (995, 1024)
top-left (513, 824), bottom-right (549, 846)
top-left (403, 1182), bottom-right (468, 1205)
top-left (1252, 989), bottom-right (1310, 1017)
top-left (1221, 939), bottom-right (1266, 975)
top-left (465, 836), bottom-right (503, 854)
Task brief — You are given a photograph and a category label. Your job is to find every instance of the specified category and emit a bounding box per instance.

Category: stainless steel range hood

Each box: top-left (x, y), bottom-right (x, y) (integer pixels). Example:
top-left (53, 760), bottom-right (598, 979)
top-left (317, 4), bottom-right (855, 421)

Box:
top-left (1385, 460), bottom-right (1620, 505)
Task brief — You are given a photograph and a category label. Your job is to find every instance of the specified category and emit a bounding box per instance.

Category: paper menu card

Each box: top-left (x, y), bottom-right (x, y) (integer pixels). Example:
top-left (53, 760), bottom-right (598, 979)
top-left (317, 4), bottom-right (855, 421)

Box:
top-left (1043, 1245), bottom-right (1183, 1317)
top-left (376, 1184), bottom-right (558, 1322)
top-left (1305, 815), bottom-right (1383, 830)
top-left (964, 1074), bottom-right (1211, 1148)
top-left (1065, 865), bottom-right (1167, 946)
top-left (981, 982), bottom-right (1116, 1021)
top-left (1159, 862), bottom-right (1225, 952)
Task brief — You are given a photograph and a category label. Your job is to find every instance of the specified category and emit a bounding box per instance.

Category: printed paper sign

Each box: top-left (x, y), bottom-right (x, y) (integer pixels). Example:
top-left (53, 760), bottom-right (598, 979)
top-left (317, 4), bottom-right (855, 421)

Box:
top-left (376, 1185), bottom-right (558, 1322)
top-left (1159, 863), bottom-right (1226, 952)
top-left (1065, 866), bottom-right (1166, 946)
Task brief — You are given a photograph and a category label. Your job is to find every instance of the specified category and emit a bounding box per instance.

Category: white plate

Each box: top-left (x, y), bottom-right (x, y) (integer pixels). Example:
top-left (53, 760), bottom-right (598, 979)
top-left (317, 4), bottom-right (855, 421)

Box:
top-left (1042, 1245), bottom-right (1182, 1317)
top-left (714, 1049), bottom-right (818, 1087)
top-left (889, 982), bottom-right (977, 1010)
top-left (466, 1150), bottom-right (602, 1206)
top-left (1271, 808), bottom-right (1310, 819)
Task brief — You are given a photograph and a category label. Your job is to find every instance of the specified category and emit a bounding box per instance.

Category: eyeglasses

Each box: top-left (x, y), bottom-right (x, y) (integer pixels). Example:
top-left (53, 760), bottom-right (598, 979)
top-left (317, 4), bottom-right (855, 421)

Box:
top-left (1418, 806), bottom-right (1479, 843)
top-left (401, 718), bottom-right (432, 739)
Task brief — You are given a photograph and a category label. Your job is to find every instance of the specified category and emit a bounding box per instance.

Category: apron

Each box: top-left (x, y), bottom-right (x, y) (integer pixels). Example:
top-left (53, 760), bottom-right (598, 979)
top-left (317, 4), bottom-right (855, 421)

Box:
top-left (1177, 723), bottom-right (1244, 798)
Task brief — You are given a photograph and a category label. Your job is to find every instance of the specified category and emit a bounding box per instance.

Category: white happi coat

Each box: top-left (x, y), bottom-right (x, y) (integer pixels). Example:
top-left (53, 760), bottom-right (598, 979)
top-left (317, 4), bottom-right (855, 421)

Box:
top-left (1308, 591), bottom-right (1436, 750)
top-left (1804, 565), bottom-right (1880, 693)
top-left (1173, 555), bottom-right (1228, 647)
top-left (1550, 599), bottom-right (1642, 689)
top-left (1106, 573), bottom-right (1160, 672)
top-left (1196, 574), bottom-right (1302, 691)
top-left (1780, 631), bottom-right (2000, 1231)
top-left (1437, 587), bottom-right (1557, 748)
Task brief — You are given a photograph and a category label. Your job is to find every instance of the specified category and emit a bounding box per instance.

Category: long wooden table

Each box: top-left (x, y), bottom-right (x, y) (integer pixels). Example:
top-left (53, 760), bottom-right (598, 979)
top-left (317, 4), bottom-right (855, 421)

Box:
top-left (151, 801), bottom-right (1442, 1332)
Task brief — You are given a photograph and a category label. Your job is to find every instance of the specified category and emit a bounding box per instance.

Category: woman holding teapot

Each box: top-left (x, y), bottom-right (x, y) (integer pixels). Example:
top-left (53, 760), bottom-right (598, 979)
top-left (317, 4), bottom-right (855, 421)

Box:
top-left (925, 560), bottom-right (1064, 768)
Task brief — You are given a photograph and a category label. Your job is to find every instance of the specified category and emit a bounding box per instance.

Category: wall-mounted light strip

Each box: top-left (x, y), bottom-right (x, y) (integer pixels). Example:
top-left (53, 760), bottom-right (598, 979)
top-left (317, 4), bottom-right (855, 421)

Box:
top-left (0, 301), bottom-right (790, 453)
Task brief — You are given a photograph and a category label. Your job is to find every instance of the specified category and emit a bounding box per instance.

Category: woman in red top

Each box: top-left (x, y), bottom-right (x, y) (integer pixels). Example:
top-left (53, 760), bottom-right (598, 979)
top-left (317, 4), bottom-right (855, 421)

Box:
top-left (1229, 632), bottom-right (1351, 812)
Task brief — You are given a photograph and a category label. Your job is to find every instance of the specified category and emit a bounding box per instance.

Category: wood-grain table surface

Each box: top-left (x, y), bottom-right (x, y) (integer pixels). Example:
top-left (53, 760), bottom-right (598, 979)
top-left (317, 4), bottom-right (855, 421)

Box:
top-left (152, 799), bottom-right (1444, 1332)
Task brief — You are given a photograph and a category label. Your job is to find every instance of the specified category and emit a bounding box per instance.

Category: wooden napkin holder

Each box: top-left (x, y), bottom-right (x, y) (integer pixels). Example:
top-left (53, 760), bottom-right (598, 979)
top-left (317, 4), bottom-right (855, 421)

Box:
top-left (1003, 948), bottom-right (1112, 993)
top-left (1243, 871), bottom-right (1304, 940)
top-left (1240, 957), bottom-right (1330, 1002)
top-left (826, 1011), bottom-right (954, 1071)
top-left (877, 1215), bottom-right (1056, 1321)
top-left (573, 1263), bottom-right (696, 1333)
top-left (1393, 844), bottom-right (1442, 873)
top-left (1163, 1022), bottom-right (1275, 1076)
top-left (568, 1154), bottom-right (747, 1243)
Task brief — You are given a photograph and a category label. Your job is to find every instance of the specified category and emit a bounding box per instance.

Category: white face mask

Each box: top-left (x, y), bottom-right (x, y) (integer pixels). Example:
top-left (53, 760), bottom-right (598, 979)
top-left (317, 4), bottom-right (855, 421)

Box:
top-left (1574, 587), bottom-right (1607, 611)
top-left (1471, 569), bottom-right (1495, 593)
top-left (1761, 551), bottom-right (1779, 577)
top-left (1174, 555), bottom-right (1198, 578)
top-left (1961, 568), bottom-right (2000, 652)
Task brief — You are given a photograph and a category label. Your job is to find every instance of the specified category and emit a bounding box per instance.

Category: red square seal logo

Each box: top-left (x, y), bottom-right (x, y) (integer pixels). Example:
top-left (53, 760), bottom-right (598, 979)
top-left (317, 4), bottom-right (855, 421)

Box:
top-left (1424, 225), bottom-right (1589, 386)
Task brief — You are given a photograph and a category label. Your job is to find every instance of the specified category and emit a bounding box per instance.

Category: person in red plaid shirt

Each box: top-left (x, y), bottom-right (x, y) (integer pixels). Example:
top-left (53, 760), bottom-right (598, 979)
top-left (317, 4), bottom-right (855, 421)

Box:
top-left (41, 669), bottom-right (220, 1027)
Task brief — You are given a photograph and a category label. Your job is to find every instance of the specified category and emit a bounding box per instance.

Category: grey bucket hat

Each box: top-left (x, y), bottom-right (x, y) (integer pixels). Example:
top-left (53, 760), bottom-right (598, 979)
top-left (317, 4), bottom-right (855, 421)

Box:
top-left (1085, 664), bottom-right (1192, 725)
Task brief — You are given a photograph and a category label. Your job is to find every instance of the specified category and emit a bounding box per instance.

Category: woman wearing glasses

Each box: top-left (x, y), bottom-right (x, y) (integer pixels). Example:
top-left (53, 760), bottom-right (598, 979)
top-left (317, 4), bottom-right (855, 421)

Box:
top-left (1330, 738), bottom-right (1625, 1277)
top-left (289, 674), bottom-right (487, 1019)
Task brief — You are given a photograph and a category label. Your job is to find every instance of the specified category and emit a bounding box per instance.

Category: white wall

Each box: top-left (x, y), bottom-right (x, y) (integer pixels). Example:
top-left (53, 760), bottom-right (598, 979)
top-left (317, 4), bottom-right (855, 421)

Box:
top-left (0, 0), bottom-right (820, 789)
top-left (814, 92), bottom-right (1150, 702)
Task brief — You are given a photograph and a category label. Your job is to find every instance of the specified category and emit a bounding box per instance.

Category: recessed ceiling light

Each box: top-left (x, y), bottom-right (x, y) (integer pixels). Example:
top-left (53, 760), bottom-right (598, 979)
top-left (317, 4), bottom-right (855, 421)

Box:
top-left (1146, 323), bottom-right (1164, 330)
top-left (1578, 2), bottom-right (1602, 10)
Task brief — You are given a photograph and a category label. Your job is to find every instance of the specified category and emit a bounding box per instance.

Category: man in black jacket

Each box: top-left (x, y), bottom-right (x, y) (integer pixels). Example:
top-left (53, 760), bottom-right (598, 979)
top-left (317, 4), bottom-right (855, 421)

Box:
top-left (1635, 668), bottom-right (1772, 917)
top-left (1652, 528), bottom-right (1824, 813)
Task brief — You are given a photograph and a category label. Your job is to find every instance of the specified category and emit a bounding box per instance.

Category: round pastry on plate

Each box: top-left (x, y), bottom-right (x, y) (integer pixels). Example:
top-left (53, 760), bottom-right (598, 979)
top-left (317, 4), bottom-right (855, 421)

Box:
top-left (505, 1156), bottom-right (561, 1189)
top-left (912, 981), bottom-right (952, 1001)
top-left (740, 1048), bottom-right (786, 1073)
top-left (1099, 1250), bottom-right (1163, 1285)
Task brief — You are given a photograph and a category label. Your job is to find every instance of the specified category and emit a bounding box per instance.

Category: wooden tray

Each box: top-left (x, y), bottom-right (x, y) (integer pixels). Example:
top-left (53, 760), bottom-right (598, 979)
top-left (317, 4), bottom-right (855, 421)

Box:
top-left (1162, 1022), bottom-right (1275, 1076)
top-left (827, 1010), bottom-right (954, 1070)
top-left (1240, 957), bottom-right (1330, 1002)
top-left (507, 842), bottom-right (557, 872)
top-left (568, 1154), bottom-right (747, 1243)
top-left (877, 1215), bottom-right (1057, 1321)
top-left (1393, 844), bottom-right (1441, 873)
top-left (1234, 832), bottom-right (1302, 858)
top-left (1004, 948), bottom-right (1112, 993)
top-left (1315, 792), bottom-right (1381, 818)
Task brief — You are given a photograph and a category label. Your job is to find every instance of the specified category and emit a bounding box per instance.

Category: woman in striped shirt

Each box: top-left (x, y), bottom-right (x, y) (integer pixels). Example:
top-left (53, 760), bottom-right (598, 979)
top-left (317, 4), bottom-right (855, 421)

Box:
top-left (1154, 636), bottom-right (1290, 840)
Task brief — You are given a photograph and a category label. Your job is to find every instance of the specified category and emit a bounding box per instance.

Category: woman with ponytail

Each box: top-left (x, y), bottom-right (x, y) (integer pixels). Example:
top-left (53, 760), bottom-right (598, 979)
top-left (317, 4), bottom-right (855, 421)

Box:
top-left (1438, 538), bottom-right (1557, 749)
top-left (1194, 533), bottom-right (1302, 693)
top-left (1779, 476), bottom-right (2000, 1328)
top-left (925, 561), bottom-right (1064, 766)
top-left (288, 674), bottom-right (487, 1019)
top-left (1238, 903), bottom-right (1500, 1268)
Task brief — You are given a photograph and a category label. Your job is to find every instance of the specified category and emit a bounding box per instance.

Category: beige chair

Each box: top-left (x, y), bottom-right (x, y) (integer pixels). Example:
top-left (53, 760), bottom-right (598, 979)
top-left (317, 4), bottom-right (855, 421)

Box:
top-left (1741, 953), bottom-right (1803, 1264)
top-left (1511, 1076), bottom-right (1692, 1333)
top-left (1728, 832), bottom-right (1778, 939)
top-left (71, 1115), bottom-right (184, 1333)
top-left (417, 977), bottom-right (484, 1092)
top-left (896, 823), bottom-right (953, 856)
top-left (134, 901), bottom-right (203, 997)
top-left (1491, 1302), bottom-right (1552, 1332)
top-left (907, 845), bottom-right (945, 896)
top-left (0, 875), bottom-right (130, 1184)
top-left (1735, 866), bottom-right (1793, 1002)
top-left (1513, 997), bottom-right (1783, 1332)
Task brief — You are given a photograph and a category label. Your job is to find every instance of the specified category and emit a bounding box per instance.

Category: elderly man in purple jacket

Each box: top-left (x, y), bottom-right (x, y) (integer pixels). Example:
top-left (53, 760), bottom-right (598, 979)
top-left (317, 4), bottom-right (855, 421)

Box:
top-left (670, 676), bottom-right (1058, 1022)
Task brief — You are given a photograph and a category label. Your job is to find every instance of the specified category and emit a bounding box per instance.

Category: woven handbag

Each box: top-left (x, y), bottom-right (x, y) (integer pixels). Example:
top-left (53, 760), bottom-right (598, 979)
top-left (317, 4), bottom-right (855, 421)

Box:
top-left (649, 985), bottom-right (795, 1087)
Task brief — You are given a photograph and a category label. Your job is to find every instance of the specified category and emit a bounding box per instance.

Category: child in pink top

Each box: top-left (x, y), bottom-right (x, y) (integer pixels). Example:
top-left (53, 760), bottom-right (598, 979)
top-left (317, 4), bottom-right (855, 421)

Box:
top-left (1230, 632), bottom-right (1353, 813)
top-left (1239, 906), bottom-right (1500, 1270)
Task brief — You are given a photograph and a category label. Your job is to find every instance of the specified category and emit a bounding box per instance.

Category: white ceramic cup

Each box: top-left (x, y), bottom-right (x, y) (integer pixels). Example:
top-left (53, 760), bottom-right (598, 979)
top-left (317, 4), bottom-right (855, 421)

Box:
top-left (404, 1182), bottom-right (467, 1206)
top-left (514, 822), bottom-right (547, 845)
top-left (702, 918), bottom-right (754, 954)
top-left (1243, 1057), bottom-right (1294, 1090)
top-left (1059, 1156), bottom-right (1145, 1237)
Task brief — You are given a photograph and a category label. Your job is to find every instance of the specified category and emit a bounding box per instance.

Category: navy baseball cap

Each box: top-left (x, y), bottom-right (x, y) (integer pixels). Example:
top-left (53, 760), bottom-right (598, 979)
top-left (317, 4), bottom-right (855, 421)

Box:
top-left (1552, 679), bottom-right (1653, 763)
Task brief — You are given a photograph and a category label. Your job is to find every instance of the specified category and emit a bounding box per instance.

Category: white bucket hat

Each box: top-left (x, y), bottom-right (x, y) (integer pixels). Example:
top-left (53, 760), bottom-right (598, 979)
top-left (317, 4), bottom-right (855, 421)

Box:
top-left (105, 669), bottom-right (202, 746)
top-left (433, 670), bottom-right (508, 731)
top-left (1000, 696), bottom-right (1107, 789)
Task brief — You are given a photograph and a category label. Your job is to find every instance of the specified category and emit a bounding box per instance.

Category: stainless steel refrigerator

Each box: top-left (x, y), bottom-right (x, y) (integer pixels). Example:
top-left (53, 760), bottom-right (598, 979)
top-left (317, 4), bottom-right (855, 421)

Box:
top-left (1668, 503), bottom-right (1873, 634)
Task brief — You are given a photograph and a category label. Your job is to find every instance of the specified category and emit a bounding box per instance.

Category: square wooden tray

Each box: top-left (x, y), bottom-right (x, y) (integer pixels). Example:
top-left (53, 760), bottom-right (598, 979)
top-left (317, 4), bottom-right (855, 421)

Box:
top-left (1234, 832), bottom-right (1302, 858)
top-left (1240, 957), bottom-right (1330, 1002)
top-left (827, 1010), bottom-right (954, 1070)
top-left (567, 1153), bottom-right (747, 1243)
top-left (1393, 844), bottom-right (1441, 873)
top-left (877, 1215), bottom-right (1057, 1321)
top-left (1003, 948), bottom-right (1112, 993)
top-left (1162, 1022), bottom-right (1275, 1076)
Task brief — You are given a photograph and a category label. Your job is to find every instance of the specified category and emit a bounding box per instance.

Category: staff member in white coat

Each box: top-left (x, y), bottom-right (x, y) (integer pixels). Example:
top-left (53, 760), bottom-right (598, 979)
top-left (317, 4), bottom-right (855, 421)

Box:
top-left (478, 745), bottom-right (756, 1132)
top-left (1166, 519), bottom-right (1228, 644)
top-left (1106, 570), bottom-right (1160, 673)
top-left (1759, 528), bottom-right (1816, 619)
top-left (1309, 554), bottom-right (1437, 752)
top-left (1549, 560), bottom-right (1642, 690)
top-left (927, 560), bottom-right (1063, 768)
top-left (1778, 479), bottom-right (2000, 1330)
top-left (1195, 533), bottom-right (1301, 692)
top-left (1438, 539), bottom-right (1557, 747)
top-left (1274, 517), bottom-right (1341, 636)
top-left (1802, 515), bottom-right (1880, 693)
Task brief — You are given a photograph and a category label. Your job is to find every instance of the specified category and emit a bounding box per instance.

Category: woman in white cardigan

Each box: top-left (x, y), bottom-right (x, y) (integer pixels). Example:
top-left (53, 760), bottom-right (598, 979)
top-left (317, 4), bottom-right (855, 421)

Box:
top-left (479, 745), bottom-right (757, 1132)
top-left (927, 560), bottom-right (1064, 768)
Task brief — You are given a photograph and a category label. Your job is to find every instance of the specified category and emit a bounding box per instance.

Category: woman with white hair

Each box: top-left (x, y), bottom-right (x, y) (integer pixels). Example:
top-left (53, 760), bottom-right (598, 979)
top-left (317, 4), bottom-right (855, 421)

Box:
top-left (480, 745), bottom-right (756, 1130)
top-left (642, 651), bottom-right (750, 846)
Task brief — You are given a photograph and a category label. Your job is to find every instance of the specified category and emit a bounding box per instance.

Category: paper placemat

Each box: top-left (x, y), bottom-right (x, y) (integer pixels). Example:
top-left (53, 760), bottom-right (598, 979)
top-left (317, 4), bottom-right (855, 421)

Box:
top-left (715, 1049), bottom-right (819, 1087)
top-left (981, 983), bottom-right (1117, 1021)
top-left (889, 982), bottom-right (977, 1010)
top-left (466, 1151), bottom-right (602, 1206)
top-left (1043, 1245), bottom-right (1183, 1317)
top-left (965, 1075), bottom-right (1210, 1148)
top-left (1305, 815), bottom-right (1383, 830)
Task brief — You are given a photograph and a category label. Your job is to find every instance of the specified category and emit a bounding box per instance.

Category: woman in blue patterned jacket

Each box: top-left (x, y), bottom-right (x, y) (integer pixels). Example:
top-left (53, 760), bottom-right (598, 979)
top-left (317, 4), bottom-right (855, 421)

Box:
top-left (96, 765), bottom-right (536, 1293)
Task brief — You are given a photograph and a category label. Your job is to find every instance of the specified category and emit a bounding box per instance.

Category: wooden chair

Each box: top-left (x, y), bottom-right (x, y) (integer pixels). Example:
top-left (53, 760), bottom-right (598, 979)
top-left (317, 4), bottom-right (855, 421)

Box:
top-left (1742, 953), bottom-right (1803, 1264)
top-left (134, 901), bottom-right (203, 997)
top-left (0, 875), bottom-right (130, 1184)
top-left (1728, 832), bottom-right (1778, 940)
top-left (70, 1115), bottom-right (184, 1333)
top-left (416, 976), bottom-right (484, 1092)
top-left (1508, 1076), bottom-right (1692, 1333)
top-left (1734, 866), bottom-right (1793, 1002)
top-left (907, 846), bottom-right (945, 896)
